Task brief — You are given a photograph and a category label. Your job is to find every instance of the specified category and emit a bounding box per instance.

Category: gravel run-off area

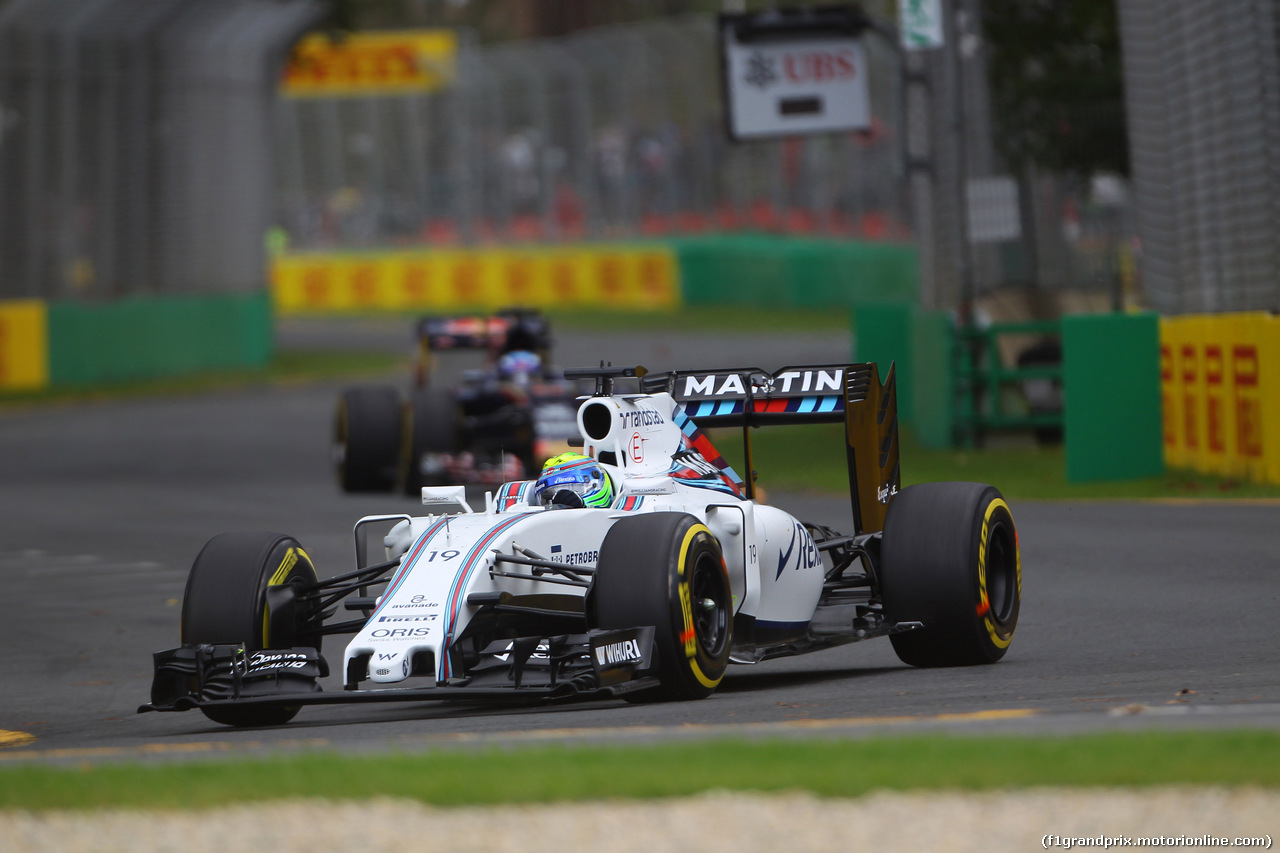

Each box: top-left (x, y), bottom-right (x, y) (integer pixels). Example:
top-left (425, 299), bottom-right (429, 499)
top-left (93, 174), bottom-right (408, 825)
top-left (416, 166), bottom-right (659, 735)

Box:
top-left (2, 788), bottom-right (1277, 853)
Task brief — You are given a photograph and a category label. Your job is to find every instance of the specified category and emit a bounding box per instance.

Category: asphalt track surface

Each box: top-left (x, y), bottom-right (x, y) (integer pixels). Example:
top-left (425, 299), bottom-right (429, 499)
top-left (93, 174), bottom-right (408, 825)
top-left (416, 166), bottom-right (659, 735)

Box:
top-left (1, 319), bottom-right (1278, 764)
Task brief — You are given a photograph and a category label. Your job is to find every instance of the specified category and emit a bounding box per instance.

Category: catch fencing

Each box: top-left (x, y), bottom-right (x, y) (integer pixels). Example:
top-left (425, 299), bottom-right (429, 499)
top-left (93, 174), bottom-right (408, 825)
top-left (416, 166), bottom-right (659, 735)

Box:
top-left (905, 0), bottom-right (1138, 316)
top-left (275, 11), bottom-right (1142, 314)
top-left (273, 17), bottom-right (910, 251)
top-left (1119, 0), bottom-right (1280, 315)
top-left (1, 1), bottom-right (1153, 313)
top-left (0, 0), bottom-right (325, 301)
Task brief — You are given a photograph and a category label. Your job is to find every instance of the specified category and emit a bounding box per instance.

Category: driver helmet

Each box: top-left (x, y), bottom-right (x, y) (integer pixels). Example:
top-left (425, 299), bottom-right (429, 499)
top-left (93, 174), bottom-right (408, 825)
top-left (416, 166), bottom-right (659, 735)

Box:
top-left (535, 452), bottom-right (613, 508)
top-left (497, 349), bottom-right (542, 383)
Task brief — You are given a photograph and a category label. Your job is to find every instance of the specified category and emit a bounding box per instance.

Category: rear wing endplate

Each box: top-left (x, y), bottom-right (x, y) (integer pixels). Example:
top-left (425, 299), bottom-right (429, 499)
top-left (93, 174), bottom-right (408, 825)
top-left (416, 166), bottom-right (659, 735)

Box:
top-left (641, 363), bottom-right (900, 533)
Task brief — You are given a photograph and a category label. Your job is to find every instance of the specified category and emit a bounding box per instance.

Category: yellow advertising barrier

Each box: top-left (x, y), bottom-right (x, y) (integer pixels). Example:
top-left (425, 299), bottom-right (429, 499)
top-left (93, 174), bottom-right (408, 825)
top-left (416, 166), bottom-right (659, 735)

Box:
top-left (1174, 316), bottom-right (1208, 473)
top-left (1269, 314), bottom-right (1280, 485)
top-left (1159, 318), bottom-right (1183, 469)
top-left (271, 247), bottom-right (681, 315)
top-left (282, 30), bottom-right (457, 97)
top-left (0, 300), bottom-right (49, 391)
top-left (1201, 314), bottom-right (1235, 476)
top-left (1241, 312), bottom-right (1280, 484)
top-left (1160, 311), bottom-right (1280, 484)
top-left (1229, 313), bottom-right (1264, 482)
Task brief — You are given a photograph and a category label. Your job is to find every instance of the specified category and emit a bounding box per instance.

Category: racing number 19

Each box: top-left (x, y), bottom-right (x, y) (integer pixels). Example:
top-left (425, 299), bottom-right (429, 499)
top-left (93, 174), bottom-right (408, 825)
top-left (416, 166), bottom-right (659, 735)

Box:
top-left (425, 550), bottom-right (460, 561)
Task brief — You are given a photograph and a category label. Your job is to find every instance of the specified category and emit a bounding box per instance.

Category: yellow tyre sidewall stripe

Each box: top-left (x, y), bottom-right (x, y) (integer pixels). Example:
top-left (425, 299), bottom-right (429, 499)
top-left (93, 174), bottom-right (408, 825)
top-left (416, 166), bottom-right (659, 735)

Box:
top-left (262, 546), bottom-right (310, 647)
top-left (977, 498), bottom-right (1018, 649)
top-left (677, 523), bottom-right (723, 691)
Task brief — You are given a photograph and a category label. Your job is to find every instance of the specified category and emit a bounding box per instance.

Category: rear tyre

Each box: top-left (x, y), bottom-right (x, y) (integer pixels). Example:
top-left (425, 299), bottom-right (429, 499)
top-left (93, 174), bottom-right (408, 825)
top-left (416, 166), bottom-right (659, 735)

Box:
top-left (402, 387), bottom-right (461, 494)
top-left (879, 482), bottom-right (1020, 667)
top-left (334, 386), bottom-right (402, 492)
top-left (593, 513), bottom-right (732, 700)
top-left (181, 532), bottom-right (321, 726)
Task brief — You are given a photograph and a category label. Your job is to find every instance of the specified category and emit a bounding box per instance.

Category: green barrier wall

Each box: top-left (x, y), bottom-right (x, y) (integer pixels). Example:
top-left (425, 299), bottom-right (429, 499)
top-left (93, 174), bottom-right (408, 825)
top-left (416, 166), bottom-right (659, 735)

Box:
top-left (1062, 312), bottom-right (1163, 482)
top-left (851, 304), bottom-right (956, 447)
top-left (671, 235), bottom-right (917, 308)
top-left (30, 236), bottom-right (915, 391)
top-left (851, 302), bottom-right (916, 428)
top-left (47, 292), bottom-right (273, 386)
top-left (910, 309), bottom-right (955, 450)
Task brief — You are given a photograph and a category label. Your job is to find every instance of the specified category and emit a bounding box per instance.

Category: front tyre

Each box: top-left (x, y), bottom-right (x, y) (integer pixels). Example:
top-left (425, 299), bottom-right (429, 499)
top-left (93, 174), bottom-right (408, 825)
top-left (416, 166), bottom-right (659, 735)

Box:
top-left (181, 532), bottom-right (321, 726)
top-left (879, 482), bottom-right (1020, 667)
top-left (593, 513), bottom-right (732, 700)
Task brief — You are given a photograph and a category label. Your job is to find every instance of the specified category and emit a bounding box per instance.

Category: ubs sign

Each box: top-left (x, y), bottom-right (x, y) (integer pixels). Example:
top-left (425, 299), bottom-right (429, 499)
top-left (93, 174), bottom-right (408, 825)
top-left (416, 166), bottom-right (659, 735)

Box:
top-left (720, 9), bottom-right (872, 140)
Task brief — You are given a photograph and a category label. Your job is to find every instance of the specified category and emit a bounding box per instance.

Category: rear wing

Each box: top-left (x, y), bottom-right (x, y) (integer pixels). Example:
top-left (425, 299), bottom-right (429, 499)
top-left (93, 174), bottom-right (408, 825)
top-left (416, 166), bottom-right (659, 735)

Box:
top-left (640, 363), bottom-right (900, 534)
top-left (414, 308), bottom-right (552, 385)
top-left (415, 309), bottom-right (551, 352)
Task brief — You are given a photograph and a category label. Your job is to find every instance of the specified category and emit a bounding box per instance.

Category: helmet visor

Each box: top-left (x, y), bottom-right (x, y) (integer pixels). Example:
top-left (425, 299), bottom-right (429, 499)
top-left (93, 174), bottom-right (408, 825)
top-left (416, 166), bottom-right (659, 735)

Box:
top-left (536, 468), bottom-right (610, 507)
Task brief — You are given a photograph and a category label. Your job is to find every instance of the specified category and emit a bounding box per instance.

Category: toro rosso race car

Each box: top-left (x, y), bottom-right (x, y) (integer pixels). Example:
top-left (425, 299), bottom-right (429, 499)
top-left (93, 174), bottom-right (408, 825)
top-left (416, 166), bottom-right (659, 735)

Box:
top-left (142, 362), bottom-right (1021, 727)
top-left (334, 308), bottom-right (581, 493)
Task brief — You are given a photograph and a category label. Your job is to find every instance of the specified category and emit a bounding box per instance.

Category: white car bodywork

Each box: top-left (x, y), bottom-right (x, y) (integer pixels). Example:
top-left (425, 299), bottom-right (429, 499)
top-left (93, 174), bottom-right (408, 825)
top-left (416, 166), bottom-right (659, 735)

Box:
top-left (342, 386), bottom-right (827, 689)
top-left (144, 360), bottom-right (969, 728)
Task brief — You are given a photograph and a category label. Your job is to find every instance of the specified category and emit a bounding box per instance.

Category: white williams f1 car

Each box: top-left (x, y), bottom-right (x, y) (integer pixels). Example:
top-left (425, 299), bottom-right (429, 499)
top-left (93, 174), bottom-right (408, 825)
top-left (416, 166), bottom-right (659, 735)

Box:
top-left (141, 362), bottom-right (1021, 727)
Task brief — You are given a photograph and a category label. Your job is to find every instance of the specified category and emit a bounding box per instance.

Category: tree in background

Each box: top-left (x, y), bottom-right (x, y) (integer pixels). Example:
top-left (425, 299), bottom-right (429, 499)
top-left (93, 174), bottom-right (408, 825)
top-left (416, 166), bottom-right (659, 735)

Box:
top-left (982, 0), bottom-right (1128, 177)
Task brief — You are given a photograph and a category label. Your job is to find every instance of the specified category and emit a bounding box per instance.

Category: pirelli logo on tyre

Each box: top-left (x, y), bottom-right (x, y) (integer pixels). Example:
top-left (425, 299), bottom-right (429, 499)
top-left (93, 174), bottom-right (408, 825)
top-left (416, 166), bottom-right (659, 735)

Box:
top-left (269, 547), bottom-right (300, 587)
top-left (678, 580), bottom-right (697, 659)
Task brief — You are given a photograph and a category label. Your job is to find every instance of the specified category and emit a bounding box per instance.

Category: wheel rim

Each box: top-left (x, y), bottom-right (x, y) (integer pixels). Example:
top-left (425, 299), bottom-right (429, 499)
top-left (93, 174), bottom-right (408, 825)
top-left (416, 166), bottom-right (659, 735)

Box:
top-left (985, 519), bottom-right (1017, 625)
top-left (690, 551), bottom-right (730, 657)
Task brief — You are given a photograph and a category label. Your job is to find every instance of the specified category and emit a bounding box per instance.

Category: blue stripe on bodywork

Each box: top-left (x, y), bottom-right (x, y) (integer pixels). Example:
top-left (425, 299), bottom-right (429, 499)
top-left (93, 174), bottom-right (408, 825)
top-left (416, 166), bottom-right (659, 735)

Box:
top-left (675, 477), bottom-right (740, 496)
top-left (439, 513), bottom-right (531, 680)
top-left (672, 405), bottom-right (700, 436)
top-left (364, 518), bottom-right (451, 623)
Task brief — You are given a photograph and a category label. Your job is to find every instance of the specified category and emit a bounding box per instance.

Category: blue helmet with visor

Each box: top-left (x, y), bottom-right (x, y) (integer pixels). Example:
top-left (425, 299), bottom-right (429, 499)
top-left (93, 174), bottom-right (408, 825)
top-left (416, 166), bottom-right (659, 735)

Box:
top-left (534, 452), bottom-right (613, 508)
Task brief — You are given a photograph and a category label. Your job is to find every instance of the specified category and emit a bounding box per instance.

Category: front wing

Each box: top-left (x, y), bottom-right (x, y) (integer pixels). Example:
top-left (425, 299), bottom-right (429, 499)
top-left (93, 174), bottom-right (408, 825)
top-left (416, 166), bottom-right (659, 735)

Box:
top-left (138, 626), bottom-right (657, 715)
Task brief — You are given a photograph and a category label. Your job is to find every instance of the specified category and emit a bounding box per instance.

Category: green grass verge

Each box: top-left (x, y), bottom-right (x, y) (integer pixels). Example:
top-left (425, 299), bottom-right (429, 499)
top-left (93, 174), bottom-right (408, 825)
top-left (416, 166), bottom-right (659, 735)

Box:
top-left (0, 350), bottom-right (407, 409)
top-left (3, 731), bottom-right (1279, 811)
top-left (711, 424), bottom-right (1280, 501)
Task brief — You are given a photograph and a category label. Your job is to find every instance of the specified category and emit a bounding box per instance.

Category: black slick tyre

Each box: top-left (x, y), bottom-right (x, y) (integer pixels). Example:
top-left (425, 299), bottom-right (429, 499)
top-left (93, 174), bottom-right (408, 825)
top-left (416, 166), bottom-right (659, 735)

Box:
top-left (334, 386), bottom-right (402, 492)
top-left (593, 513), bottom-right (732, 700)
top-left (879, 482), bottom-right (1020, 667)
top-left (402, 387), bottom-right (461, 494)
top-left (181, 532), bottom-right (321, 726)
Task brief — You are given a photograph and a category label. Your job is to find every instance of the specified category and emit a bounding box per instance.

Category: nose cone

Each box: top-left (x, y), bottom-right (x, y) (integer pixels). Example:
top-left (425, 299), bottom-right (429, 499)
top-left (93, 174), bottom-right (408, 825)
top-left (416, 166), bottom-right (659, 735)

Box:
top-left (367, 650), bottom-right (410, 683)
